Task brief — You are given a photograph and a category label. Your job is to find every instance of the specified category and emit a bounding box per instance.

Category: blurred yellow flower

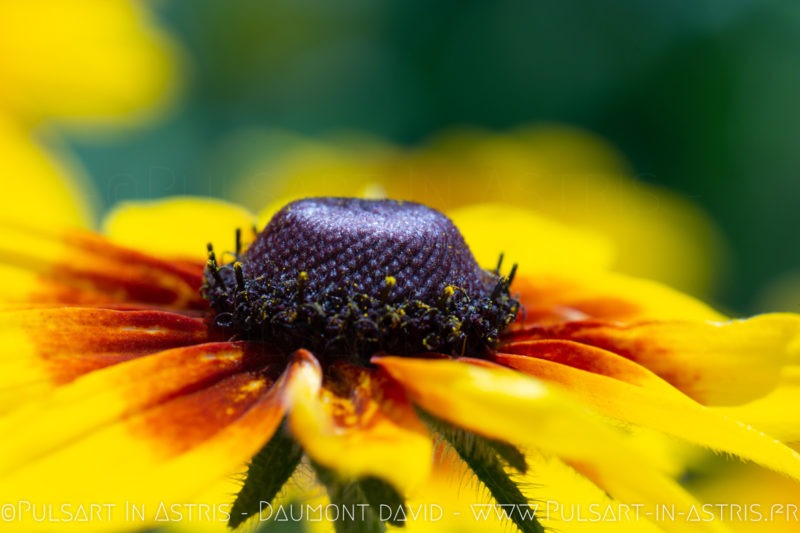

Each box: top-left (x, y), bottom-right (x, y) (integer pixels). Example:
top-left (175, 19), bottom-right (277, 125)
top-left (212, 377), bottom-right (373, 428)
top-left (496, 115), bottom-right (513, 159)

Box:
top-left (230, 127), bottom-right (725, 296)
top-left (0, 118), bottom-right (94, 228)
top-left (0, 0), bottom-right (178, 127)
top-left (0, 0), bottom-right (180, 228)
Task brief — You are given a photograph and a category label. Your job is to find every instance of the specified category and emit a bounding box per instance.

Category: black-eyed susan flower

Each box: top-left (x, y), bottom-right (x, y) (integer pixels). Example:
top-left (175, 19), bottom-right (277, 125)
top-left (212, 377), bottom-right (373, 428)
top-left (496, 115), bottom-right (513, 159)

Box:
top-left (2, 193), bottom-right (800, 533)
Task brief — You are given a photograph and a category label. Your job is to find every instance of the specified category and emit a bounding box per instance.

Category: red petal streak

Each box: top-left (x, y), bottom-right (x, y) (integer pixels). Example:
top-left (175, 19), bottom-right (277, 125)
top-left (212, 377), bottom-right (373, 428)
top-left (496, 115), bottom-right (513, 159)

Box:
top-left (10, 307), bottom-right (219, 384)
top-left (0, 341), bottom-right (282, 475)
top-left (496, 338), bottom-right (677, 392)
top-left (501, 317), bottom-right (788, 405)
top-left (286, 354), bottom-right (432, 488)
top-left (0, 348), bottom-right (298, 517)
top-left (128, 372), bottom-right (273, 457)
top-left (511, 276), bottom-right (642, 325)
top-left (324, 360), bottom-right (427, 435)
top-left (52, 232), bottom-right (205, 307)
top-left (1, 222), bottom-right (205, 309)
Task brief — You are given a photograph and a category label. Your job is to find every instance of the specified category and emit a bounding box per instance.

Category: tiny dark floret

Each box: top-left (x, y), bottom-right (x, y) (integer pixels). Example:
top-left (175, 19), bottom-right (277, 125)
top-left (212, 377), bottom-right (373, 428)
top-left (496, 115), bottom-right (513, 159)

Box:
top-left (202, 197), bottom-right (518, 361)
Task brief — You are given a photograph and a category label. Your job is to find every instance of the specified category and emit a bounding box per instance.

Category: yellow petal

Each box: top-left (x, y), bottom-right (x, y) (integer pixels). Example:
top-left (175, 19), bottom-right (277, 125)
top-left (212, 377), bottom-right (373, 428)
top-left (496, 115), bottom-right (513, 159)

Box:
top-left (373, 356), bottom-right (726, 529)
top-left (102, 196), bottom-right (256, 261)
top-left (447, 203), bottom-right (615, 275)
top-left (286, 354), bottom-right (433, 492)
top-left (506, 314), bottom-right (800, 405)
top-left (0, 118), bottom-right (94, 229)
top-left (374, 356), bottom-right (654, 466)
top-left (714, 366), bottom-right (800, 445)
top-left (0, 307), bottom-right (213, 412)
top-left (519, 453), bottom-right (668, 533)
top-left (0, 0), bottom-right (179, 125)
top-left (0, 341), bottom-right (275, 474)
top-left (510, 271), bottom-right (723, 326)
top-left (688, 463), bottom-right (800, 533)
top-left (495, 342), bottom-right (800, 482)
top-left (405, 445), bottom-right (667, 533)
top-left (408, 126), bottom-right (723, 295)
top-left (0, 342), bottom-right (293, 532)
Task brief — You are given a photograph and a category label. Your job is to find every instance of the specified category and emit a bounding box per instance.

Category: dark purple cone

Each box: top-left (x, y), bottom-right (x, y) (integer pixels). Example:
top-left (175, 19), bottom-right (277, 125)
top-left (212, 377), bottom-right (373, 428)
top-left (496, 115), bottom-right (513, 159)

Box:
top-left (244, 198), bottom-right (490, 301)
top-left (203, 197), bottom-right (518, 361)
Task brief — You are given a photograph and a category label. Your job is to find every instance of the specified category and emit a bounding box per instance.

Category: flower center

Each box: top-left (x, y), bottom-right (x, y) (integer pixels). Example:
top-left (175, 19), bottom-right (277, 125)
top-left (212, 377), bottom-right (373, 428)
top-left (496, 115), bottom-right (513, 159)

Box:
top-left (203, 197), bottom-right (518, 361)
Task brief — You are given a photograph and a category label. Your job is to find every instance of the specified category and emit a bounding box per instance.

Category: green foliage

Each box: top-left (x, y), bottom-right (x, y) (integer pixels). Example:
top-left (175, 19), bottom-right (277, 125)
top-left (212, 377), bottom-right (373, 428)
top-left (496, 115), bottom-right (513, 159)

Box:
top-left (311, 463), bottom-right (408, 533)
top-left (418, 410), bottom-right (544, 533)
top-left (229, 422), bottom-right (304, 529)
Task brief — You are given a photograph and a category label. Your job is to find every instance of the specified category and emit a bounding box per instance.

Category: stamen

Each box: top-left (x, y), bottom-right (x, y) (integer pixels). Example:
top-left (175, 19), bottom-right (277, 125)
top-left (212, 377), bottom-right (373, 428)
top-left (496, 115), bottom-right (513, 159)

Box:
top-left (297, 271), bottom-right (308, 303)
top-left (235, 227), bottom-right (242, 258)
top-left (233, 262), bottom-right (246, 293)
top-left (206, 243), bottom-right (227, 290)
top-left (495, 253), bottom-right (505, 275)
top-left (379, 276), bottom-right (396, 303)
top-left (507, 263), bottom-right (518, 286)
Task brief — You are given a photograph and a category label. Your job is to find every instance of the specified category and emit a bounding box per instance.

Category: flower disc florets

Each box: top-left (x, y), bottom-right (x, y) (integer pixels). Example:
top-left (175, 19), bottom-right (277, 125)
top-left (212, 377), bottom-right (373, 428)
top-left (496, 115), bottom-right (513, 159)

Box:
top-left (203, 197), bottom-right (518, 361)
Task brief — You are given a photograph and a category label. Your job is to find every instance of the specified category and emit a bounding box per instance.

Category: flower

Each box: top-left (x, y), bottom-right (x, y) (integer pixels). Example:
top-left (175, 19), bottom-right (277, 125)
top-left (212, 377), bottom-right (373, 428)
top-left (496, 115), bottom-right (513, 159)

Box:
top-left (1, 192), bottom-right (800, 533)
top-left (0, 0), bottom-right (178, 127)
top-left (0, 0), bottom-right (180, 229)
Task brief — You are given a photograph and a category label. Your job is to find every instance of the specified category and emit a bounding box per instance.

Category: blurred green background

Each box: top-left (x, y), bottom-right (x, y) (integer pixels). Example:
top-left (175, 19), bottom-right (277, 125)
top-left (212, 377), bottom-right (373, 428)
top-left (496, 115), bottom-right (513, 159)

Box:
top-left (64, 0), bottom-right (800, 315)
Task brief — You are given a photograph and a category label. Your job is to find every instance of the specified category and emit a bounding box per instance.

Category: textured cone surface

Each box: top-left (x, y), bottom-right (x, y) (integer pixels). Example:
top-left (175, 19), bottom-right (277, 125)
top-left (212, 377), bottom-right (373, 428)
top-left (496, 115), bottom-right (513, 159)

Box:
top-left (204, 197), bottom-right (518, 360)
top-left (244, 198), bottom-right (490, 300)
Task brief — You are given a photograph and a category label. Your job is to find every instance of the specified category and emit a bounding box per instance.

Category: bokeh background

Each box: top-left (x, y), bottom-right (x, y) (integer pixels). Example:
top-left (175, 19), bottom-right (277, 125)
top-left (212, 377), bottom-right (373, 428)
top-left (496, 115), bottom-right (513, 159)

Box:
top-left (22, 0), bottom-right (800, 315)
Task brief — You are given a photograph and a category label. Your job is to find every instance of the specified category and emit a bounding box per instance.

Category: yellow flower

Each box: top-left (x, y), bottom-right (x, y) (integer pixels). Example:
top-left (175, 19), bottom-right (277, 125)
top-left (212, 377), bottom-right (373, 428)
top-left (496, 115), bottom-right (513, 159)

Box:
top-left (0, 0), bottom-right (178, 127)
top-left (0, 0), bottom-right (180, 229)
top-left (1, 185), bottom-right (799, 533)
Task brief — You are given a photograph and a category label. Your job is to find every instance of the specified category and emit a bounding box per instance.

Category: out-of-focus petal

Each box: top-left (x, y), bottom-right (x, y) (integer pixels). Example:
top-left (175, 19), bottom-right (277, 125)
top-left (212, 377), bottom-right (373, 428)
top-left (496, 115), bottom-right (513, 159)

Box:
top-left (689, 463), bottom-right (800, 533)
top-left (405, 445), bottom-right (665, 533)
top-left (0, 221), bottom-right (204, 308)
top-left (510, 272), bottom-right (723, 326)
top-left (0, 0), bottom-right (179, 125)
top-left (0, 118), bottom-right (94, 229)
top-left (230, 131), bottom-right (397, 224)
top-left (495, 343), bottom-right (800, 481)
top-left (714, 366), bottom-right (800, 446)
top-left (507, 314), bottom-right (800, 405)
top-left (286, 354), bottom-right (432, 492)
top-left (103, 197), bottom-right (256, 261)
top-left (447, 203), bottom-right (614, 275)
top-left (0, 342), bottom-right (294, 532)
top-left (399, 127), bottom-right (723, 295)
top-left (519, 453), bottom-right (668, 533)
